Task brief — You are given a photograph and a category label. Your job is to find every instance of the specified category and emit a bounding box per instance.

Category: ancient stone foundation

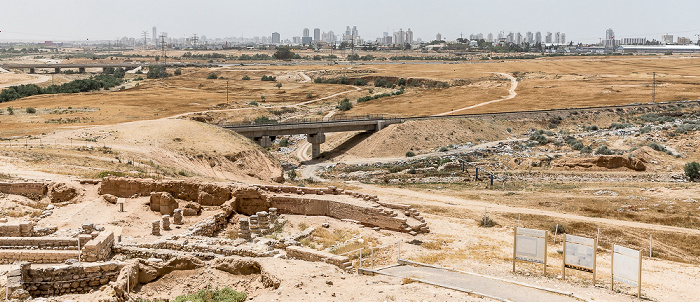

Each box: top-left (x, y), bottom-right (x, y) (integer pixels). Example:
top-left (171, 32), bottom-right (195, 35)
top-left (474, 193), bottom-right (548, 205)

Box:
top-left (6, 261), bottom-right (123, 298)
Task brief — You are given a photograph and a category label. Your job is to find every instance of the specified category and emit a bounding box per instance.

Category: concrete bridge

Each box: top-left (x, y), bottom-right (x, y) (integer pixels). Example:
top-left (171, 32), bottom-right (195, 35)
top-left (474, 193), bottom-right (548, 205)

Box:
top-left (222, 115), bottom-right (403, 159)
top-left (0, 63), bottom-right (143, 74)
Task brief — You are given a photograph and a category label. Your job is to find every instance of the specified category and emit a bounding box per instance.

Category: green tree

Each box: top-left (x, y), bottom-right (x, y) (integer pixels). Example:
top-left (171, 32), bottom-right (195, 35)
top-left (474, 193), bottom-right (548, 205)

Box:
top-left (685, 161), bottom-right (700, 181)
top-left (336, 98), bottom-right (352, 111)
top-left (207, 72), bottom-right (218, 79)
top-left (174, 68), bottom-right (182, 76)
top-left (26, 107), bottom-right (36, 114)
top-left (275, 83), bottom-right (282, 89)
top-left (273, 46), bottom-right (295, 60)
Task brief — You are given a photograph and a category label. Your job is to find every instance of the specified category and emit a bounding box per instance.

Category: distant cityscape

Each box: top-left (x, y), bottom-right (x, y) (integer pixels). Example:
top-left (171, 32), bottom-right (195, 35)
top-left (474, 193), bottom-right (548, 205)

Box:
top-left (5, 26), bottom-right (700, 54)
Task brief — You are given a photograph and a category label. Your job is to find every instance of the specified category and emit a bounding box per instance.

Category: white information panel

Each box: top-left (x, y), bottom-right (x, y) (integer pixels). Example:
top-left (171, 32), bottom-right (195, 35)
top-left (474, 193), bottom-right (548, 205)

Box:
top-left (564, 234), bottom-right (596, 271)
top-left (612, 245), bottom-right (641, 287)
top-left (515, 227), bottom-right (546, 264)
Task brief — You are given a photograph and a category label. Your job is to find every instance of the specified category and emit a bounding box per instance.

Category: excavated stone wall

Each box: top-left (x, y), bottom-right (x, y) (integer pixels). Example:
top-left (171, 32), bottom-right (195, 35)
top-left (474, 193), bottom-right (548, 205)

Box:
top-left (0, 222), bottom-right (34, 237)
top-left (7, 261), bottom-right (123, 297)
top-left (0, 182), bottom-right (47, 200)
top-left (286, 245), bottom-right (352, 271)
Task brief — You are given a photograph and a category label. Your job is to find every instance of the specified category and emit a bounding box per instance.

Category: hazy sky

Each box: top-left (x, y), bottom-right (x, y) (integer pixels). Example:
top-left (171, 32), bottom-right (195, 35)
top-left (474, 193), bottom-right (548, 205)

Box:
top-left (2, 0), bottom-right (699, 43)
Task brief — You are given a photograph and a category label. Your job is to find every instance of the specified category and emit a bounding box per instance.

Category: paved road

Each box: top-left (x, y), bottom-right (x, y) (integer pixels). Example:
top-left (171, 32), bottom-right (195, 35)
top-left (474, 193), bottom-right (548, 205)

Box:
top-left (377, 264), bottom-right (581, 302)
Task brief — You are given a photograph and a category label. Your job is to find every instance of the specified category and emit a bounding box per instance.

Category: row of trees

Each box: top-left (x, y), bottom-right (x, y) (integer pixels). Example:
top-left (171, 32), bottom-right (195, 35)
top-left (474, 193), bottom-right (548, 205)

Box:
top-left (0, 71), bottom-right (125, 103)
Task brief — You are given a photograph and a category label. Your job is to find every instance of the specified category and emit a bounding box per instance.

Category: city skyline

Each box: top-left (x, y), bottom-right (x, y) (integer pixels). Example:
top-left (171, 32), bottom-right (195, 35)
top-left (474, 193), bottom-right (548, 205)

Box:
top-left (1, 0), bottom-right (700, 44)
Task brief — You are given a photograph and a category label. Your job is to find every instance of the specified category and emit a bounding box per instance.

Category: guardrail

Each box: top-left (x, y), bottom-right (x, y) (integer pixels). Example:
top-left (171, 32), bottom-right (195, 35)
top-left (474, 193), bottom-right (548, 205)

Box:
top-left (222, 114), bottom-right (402, 128)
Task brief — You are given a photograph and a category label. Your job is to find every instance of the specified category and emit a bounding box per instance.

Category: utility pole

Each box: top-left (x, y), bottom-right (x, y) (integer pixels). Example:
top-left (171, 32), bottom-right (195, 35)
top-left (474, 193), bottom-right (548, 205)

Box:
top-left (159, 34), bottom-right (167, 68)
top-left (226, 80), bottom-right (229, 105)
top-left (141, 31), bottom-right (148, 50)
top-left (652, 72), bottom-right (656, 102)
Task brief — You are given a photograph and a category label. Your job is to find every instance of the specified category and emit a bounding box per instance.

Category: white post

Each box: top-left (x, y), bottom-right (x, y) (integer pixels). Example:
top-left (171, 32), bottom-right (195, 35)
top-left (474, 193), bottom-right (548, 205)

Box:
top-left (77, 238), bottom-right (81, 262)
top-left (650, 234), bottom-right (653, 258)
top-left (553, 224), bottom-right (559, 245)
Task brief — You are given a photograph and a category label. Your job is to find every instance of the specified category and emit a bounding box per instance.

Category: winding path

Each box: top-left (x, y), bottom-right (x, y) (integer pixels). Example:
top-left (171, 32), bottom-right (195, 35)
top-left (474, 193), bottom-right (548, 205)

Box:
top-left (434, 72), bottom-right (518, 116)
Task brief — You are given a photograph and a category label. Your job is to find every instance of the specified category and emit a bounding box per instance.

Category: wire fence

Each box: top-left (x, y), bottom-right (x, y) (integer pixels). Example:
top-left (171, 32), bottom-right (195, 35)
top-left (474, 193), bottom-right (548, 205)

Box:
top-left (338, 240), bottom-right (402, 273)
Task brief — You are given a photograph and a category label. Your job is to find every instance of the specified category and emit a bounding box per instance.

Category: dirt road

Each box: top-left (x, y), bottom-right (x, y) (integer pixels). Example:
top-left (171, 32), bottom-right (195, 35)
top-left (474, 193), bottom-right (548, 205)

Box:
top-left (434, 72), bottom-right (518, 116)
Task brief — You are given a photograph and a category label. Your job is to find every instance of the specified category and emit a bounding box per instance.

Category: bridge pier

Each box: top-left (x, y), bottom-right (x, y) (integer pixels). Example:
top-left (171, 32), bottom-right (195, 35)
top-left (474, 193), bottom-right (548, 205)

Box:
top-left (254, 136), bottom-right (272, 148)
top-left (308, 133), bottom-right (326, 159)
top-left (54, 67), bottom-right (61, 74)
top-left (29, 68), bottom-right (35, 74)
top-left (78, 67), bottom-right (86, 73)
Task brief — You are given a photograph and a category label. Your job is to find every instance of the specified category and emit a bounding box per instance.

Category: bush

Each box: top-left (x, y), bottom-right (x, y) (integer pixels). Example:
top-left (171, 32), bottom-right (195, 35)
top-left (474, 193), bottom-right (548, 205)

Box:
top-left (287, 169), bottom-right (297, 181)
top-left (640, 126), bottom-right (652, 134)
top-left (353, 78), bottom-right (367, 86)
top-left (242, 75), bottom-right (251, 80)
top-left (580, 145), bottom-right (592, 154)
top-left (146, 66), bottom-right (169, 79)
top-left (405, 151), bottom-right (416, 157)
top-left (207, 72), bottom-right (218, 79)
top-left (479, 215), bottom-right (496, 227)
top-left (278, 138), bottom-right (289, 147)
top-left (26, 107), bottom-right (36, 114)
top-left (253, 116), bottom-right (277, 124)
top-left (173, 68), bottom-right (182, 76)
top-left (306, 93), bottom-right (313, 99)
top-left (261, 75), bottom-right (277, 81)
top-left (647, 142), bottom-right (668, 153)
top-left (438, 146), bottom-right (448, 152)
top-left (596, 145), bottom-right (614, 155)
top-left (172, 287), bottom-right (246, 302)
top-left (7, 107), bottom-right (14, 115)
top-left (684, 161), bottom-right (700, 181)
top-left (336, 98), bottom-right (352, 111)
top-left (248, 101), bottom-right (259, 106)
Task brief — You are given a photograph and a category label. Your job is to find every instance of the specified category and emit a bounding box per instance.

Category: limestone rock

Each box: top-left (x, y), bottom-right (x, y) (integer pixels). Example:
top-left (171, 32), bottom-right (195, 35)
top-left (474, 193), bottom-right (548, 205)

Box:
top-left (149, 192), bottom-right (179, 215)
top-left (102, 194), bottom-right (118, 204)
top-left (181, 201), bottom-right (202, 216)
top-left (48, 182), bottom-right (79, 203)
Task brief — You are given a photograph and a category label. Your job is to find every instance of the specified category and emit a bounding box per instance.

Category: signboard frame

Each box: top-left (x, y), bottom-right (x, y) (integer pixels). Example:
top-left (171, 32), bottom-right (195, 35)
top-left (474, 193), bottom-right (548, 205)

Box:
top-left (512, 227), bottom-right (548, 275)
top-left (562, 234), bottom-right (597, 283)
top-left (611, 244), bottom-right (642, 299)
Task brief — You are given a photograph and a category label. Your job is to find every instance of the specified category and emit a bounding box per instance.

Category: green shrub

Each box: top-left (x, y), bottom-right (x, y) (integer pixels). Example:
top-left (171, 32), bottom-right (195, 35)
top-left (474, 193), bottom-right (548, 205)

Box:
top-left (287, 169), bottom-right (297, 181)
top-left (253, 116), bottom-right (277, 124)
top-left (684, 161), bottom-right (700, 181)
top-left (438, 146), bottom-right (448, 152)
top-left (306, 93), bottom-right (313, 99)
top-left (406, 151), bottom-right (416, 157)
top-left (278, 138), bottom-right (289, 147)
top-left (479, 215), bottom-right (496, 227)
top-left (647, 142), bottom-right (668, 153)
top-left (336, 98), bottom-right (352, 111)
top-left (580, 145), bottom-right (592, 154)
top-left (173, 68), bottom-right (182, 76)
top-left (172, 287), bottom-right (246, 302)
top-left (242, 75), bottom-right (251, 80)
top-left (207, 72), bottom-right (218, 79)
top-left (26, 107), bottom-right (36, 114)
top-left (640, 126), bottom-right (652, 134)
top-left (353, 78), bottom-right (367, 86)
top-left (596, 145), bottom-right (614, 155)
top-left (248, 101), bottom-right (259, 106)
top-left (261, 75), bottom-right (277, 81)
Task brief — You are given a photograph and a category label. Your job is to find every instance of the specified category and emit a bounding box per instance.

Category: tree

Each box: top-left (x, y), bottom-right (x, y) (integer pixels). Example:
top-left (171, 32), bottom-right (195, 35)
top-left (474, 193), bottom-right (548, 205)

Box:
top-left (173, 68), bottom-right (182, 76)
top-left (275, 83), bottom-right (282, 89)
top-left (147, 66), bottom-right (169, 79)
top-left (685, 161), bottom-right (700, 181)
top-left (207, 72), bottom-right (218, 79)
top-left (336, 98), bottom-right (352, 111)
top-left (273, 46), bottom-right (295, 60)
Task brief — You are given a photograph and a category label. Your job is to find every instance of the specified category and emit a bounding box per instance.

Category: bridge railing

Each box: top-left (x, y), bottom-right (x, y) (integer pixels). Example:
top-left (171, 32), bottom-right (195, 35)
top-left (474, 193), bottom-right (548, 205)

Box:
top-left (221, 114), bottom-right (402, 128)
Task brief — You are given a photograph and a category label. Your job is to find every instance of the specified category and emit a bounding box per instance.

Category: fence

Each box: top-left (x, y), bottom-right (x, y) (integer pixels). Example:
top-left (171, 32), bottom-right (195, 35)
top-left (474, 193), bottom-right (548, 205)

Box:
top-left (337, 240), bottom-right (402, 273)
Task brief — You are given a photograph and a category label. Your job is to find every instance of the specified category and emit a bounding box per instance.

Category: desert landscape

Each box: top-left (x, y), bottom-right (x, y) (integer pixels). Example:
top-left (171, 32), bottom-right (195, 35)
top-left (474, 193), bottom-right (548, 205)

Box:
top-left (0, 45), bottom-right (699, 302)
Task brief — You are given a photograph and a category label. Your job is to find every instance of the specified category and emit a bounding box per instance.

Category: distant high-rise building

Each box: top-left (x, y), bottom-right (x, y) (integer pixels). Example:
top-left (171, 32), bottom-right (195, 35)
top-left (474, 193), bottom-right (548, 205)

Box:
top-left (487, 33), bottom-right (493, 42)
top-left (545, 32), bottom-right (552, 44)
top-left (313, 28), bottom-right (320, 42)
top-left (606, 28), bottom-right (615, 40)
top-left (560, 33), bottom-right (566, 44)
top-left (515, 32), bottom-right (522, 44)
top-left (436, 33), bottom-right (442, 41)
top-left (526, 32), bottom-right (533, 44)
top-left (406, 28), bottom-right (413, 44)
top-left (677, 36), bottom-right (691, 45)
top-left (497, 31), bottom-right (505, 42)
top-left (661, 34), bottom-right (674, 44)
top-left (303, 28), bottom-right (310, 38)
top-left (506, 32), bottom-right (514, 43)
top-left (535, 32), bottom-right (542, 44)
top-left (272, 32), bottom-right (281, 44)
top-left (152, 26), bottom-right (157, 45)
top-left (555, 32), bottom-right (561, 44)
top-left (622, 37), bottom-right (647, 45)
top-left (293, 36), bottom-right (301, 44)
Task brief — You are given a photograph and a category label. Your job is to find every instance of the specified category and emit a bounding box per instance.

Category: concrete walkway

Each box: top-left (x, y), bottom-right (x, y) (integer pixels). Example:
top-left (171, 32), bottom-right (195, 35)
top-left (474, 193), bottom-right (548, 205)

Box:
top-left (368, 261), bottom-right (582, 302)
